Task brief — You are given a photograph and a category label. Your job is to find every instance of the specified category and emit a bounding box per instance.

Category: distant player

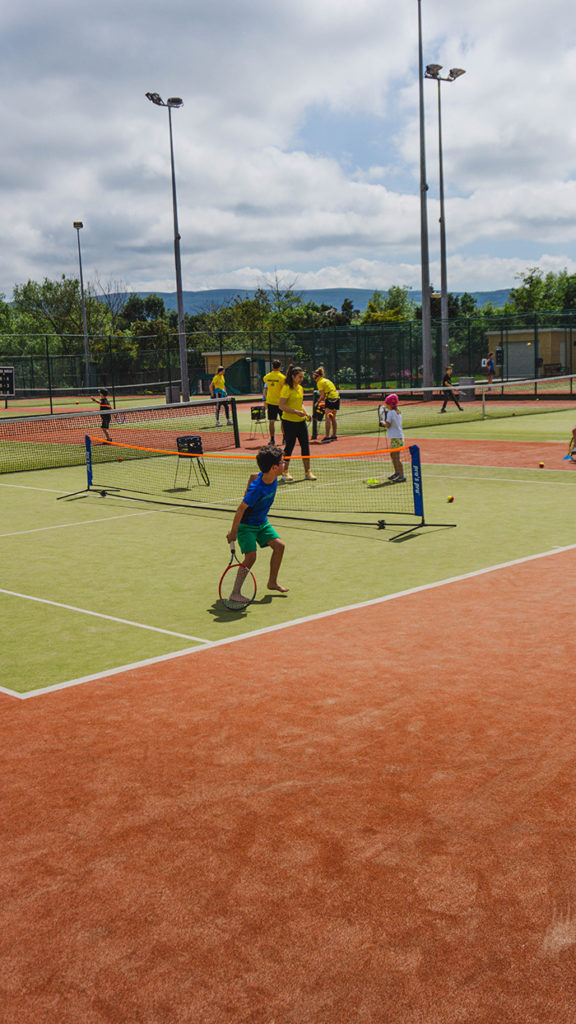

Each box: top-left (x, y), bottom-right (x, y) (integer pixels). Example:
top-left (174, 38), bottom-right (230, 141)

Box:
top-left (262, 360), bottom-right (286, 443)
top-left (486, 352), bottom-right (495, 390)
top-left (439, 366), bottom-right (463, 412)
top-left (89, 388), bottom-right (112, 441)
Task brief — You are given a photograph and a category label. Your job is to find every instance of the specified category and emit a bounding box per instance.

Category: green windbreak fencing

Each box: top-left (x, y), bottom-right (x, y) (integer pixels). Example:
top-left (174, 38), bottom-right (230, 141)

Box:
top-left (1, 311), bottom-right (575, 404)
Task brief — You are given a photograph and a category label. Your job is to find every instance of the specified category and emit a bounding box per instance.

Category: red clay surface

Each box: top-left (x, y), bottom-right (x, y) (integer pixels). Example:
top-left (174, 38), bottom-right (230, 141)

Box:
top-left (242, 431), bottom-right (575, 472)
top-left (1, 549), bottom-right (576, 1023)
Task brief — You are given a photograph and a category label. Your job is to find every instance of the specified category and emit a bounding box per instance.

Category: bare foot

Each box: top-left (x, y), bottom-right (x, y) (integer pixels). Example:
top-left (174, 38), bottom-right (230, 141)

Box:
top-left (268, 582), bottom-right (289, 593)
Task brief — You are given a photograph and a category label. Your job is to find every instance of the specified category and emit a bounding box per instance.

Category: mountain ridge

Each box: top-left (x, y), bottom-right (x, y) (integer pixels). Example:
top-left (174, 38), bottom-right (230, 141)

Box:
top-left (135, 287), bottom-right (510, 314)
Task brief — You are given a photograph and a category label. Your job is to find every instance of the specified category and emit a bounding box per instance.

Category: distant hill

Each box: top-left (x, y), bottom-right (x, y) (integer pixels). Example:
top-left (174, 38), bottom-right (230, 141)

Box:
top-left (136, 287), bottom-right (510, 314)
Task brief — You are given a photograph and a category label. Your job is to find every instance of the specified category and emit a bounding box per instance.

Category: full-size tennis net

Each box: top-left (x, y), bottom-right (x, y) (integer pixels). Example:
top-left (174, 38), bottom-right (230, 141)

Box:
top-left (0, 398), bottom-right (239, 473)
top-left (312, 373), bottom-right (576, 438)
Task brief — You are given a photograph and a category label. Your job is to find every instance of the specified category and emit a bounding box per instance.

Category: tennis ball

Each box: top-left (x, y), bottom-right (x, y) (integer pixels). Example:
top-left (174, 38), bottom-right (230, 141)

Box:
top-left (539, 462), bottom-right (545, 468)
top-left (118, 457), bottom-right (123, 462)
top-left (447, 495), bottom-right (454, 503)
top-left (366, 477), bottom-right (378, 485)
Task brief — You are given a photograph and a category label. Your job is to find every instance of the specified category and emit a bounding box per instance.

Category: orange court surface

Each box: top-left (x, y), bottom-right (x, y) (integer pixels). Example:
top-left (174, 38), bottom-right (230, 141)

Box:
top-left (1, 543), bottom-right (576, 1023)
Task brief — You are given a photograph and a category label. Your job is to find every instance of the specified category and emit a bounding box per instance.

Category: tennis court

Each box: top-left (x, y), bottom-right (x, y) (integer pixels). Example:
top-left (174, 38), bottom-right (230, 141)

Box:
top-left (1, 396), bottom-right (575, 1023)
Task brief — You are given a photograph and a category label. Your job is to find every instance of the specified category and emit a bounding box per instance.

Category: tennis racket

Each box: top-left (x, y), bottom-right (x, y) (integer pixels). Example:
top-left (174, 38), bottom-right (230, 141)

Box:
top-left (219, 542), bottom-right (257, 611)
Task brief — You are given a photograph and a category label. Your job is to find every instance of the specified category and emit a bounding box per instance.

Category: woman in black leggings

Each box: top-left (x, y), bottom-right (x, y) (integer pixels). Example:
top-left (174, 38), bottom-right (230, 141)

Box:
top-left (278, 365), bottom-right (316, 482)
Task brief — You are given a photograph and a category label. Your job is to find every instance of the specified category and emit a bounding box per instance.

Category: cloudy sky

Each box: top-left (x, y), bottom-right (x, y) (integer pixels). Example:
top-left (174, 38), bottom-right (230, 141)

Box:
top-left (2, 0), bottom-right (576, 299)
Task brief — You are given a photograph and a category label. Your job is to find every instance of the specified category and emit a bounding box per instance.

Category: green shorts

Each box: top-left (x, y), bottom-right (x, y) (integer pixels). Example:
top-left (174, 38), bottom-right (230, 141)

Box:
top-left (389, 438), bottom-right (404, 449)
top-left (237, 521), bottom-right (279, 553)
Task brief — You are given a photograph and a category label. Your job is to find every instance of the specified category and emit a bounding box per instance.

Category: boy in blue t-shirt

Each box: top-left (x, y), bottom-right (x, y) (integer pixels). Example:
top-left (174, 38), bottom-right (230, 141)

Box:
top-left (227, 444), bottom-right (288, 597)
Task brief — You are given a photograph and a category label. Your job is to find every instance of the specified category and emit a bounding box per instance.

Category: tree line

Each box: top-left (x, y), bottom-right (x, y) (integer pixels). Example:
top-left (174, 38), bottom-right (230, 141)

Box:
top-left (1, 267), bottom-right (576, 359)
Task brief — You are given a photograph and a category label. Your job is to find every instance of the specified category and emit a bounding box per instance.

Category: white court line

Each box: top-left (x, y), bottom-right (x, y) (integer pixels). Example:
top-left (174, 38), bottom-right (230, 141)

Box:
top-left (5, 541), bottom-right (576, 701)
top-left (0, 482), bottom-right (69, 493)
top-left (425, 471), bottom-right (575, 485)
top-left (0, 588), bottom-right (208, 644)
top-left (0, 509), bottom-right (161, 538)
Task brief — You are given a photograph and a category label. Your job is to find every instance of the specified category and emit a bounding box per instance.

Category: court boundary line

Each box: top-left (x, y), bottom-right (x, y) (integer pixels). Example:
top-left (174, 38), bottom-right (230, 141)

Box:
top-left (0, 587), bottom-right (208, 644)
top-left (0, 509), bottom-right (164, 538)
top-left (4, 541), bottom-right (576, 701)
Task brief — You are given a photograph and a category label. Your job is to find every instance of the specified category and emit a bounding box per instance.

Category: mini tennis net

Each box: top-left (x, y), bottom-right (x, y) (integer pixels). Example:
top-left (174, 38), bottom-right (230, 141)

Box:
top-left (67, 436), bottom-right (426, 531)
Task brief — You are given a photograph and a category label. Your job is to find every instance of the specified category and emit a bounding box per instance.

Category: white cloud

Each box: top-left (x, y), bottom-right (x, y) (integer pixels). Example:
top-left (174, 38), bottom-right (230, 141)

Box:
top-left (0, 0), bottom-right (576, 299)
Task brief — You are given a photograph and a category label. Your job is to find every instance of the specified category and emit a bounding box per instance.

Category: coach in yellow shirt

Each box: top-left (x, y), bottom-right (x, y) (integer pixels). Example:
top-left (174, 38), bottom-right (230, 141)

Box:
top-left (209, 366), bottom-right (232, 426)
top-left (312, 366), bottom-right (340, 442)
top-left (278, 365), bottom-right (316, 482)
top-left (262, 360), bottom-right (286, 442)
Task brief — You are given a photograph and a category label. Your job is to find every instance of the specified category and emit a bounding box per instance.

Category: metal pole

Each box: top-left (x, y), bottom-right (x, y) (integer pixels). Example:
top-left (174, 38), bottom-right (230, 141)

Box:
top-left (437, 78), bottom-right (450, 369)
top-left (167, 105), bottom-right (189, 402)
top-left (74, 223), bottom-right (90, 388)
top-left (417, 0), bottom-right (433, 388)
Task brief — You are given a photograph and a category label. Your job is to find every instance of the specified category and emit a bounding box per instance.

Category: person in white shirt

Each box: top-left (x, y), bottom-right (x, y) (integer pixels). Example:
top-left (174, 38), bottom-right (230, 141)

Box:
top-left (378, 393), bottom-right (406, 483)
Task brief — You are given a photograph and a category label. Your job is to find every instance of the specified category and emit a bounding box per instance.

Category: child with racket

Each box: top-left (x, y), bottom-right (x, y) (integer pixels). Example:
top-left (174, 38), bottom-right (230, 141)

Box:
top-left (226, 444), bottom-right (289, 601)
top-left (379, 393), bottom-right (406, 483)
top-left (89, 388), bottom-right (112, 441)
top-left (312, 366), bottom-right (340, 441)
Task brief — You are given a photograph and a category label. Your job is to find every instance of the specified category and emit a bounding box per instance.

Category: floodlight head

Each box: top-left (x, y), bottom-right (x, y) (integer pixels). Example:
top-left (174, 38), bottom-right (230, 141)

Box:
top-left (425, 64), bottom-right (443, 78)
top-left (167, 97), bottom-right (183, 108)
top-left (73, 221), bottom-right (83, 229)
top-left (449, 68), bottom-right (466, 80)
top-left (146, 92), bottom-right (165, 106)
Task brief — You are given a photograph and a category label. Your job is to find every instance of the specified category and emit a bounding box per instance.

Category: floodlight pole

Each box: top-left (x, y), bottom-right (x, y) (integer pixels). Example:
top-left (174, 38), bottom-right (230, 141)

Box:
top-left (73, 221), bottom-right (90, 388)
top-left (417, 0), bottom-right (433, 389)
top-left (425, 65), bottom-right (466, 369)
top-left (145, 92), bottom-right (190, 402)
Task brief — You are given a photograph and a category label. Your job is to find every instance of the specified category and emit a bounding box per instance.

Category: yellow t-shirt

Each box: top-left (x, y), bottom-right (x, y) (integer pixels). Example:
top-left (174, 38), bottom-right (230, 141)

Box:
top-left (211, 373), bottom-right (226, 392)
top-left (280, 383), bottom-right (305, 422)
top-left (316, 376), bottom-right (339, 401)
top-left (263, 370), bottom-right (286, 405)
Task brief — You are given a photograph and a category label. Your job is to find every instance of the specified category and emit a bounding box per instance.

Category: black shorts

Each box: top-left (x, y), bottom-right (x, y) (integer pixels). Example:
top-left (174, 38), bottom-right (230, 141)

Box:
top-left (325, 397), bottom-right (340, 411)
top-left (101, 414), bottom-right (111, 429)
top-left (267, 403), bottom-right (280, 421)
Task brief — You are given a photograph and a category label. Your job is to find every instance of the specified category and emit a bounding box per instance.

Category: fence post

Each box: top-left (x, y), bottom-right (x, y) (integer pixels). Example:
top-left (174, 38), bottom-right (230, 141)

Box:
top-left (108, 336), bottom-right (117, 408)
top-left (45, 336), bottom-right (53, 415)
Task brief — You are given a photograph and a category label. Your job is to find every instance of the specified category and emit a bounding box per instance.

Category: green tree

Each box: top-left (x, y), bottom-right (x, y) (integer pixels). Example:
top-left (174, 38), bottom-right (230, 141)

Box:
top-left (361, 286), bottom-right (414, 323)
top-left (12, 275), bottom-right (111, 350)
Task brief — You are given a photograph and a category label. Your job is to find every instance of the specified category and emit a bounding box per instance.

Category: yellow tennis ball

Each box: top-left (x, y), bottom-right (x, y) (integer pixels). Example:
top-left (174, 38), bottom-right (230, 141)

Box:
top-left (539, 462), bottom-right (545, 468)
top-left (447, 495), bottom-right (454, 503)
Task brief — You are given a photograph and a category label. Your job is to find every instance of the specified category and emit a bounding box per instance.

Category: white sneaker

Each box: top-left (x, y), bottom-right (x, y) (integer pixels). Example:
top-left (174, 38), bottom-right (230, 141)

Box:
top-left (226, 420), bottom-right (233, 425)
top-left (214, 421), bottom-right (222, 427)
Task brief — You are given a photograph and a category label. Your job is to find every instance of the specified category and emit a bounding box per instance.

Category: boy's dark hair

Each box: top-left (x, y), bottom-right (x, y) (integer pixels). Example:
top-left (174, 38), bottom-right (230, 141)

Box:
top-left (272, 359), bottom-right (282, 369)
top-left (256, 444), bottom-right (283, 473)
top-left (100, 388), bottom-right (108, 395)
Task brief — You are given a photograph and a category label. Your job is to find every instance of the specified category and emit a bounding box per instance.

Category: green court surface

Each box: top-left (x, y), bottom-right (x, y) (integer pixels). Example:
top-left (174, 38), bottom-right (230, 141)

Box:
top-left (2, 426), bottom-right (574, 694)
